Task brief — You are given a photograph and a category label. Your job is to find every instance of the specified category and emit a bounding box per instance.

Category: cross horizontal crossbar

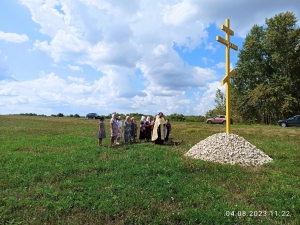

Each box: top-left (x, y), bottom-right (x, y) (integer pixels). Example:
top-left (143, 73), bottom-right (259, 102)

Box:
top-left (216, 36), bottom-right (238, 51)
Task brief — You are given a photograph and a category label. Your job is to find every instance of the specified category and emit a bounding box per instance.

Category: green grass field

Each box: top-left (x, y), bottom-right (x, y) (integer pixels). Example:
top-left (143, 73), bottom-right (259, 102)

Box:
top-left (0, 115), bottom-right (299, 224)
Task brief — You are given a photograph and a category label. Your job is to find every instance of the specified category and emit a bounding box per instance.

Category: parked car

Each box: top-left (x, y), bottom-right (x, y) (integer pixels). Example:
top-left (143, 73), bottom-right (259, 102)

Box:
top-left (277, 115), bottom-right (300, 127)
top-left (86, 113), bottom-right (101, 119)
top-left (206, 115), bottom-right (233, 125)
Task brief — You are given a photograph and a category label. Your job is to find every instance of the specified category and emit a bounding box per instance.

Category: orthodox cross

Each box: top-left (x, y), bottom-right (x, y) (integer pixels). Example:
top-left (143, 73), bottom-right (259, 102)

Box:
top-left (216, 18), bottom-right (238, 133)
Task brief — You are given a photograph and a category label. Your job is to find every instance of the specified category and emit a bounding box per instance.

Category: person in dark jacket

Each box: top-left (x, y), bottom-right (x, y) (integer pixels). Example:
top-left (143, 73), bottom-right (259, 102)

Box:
top-left (164, 119), bottom-right (171, 142)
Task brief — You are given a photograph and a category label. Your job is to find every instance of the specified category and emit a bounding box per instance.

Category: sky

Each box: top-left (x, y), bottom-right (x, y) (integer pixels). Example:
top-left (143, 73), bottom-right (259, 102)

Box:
top-left (0, 0), bottom-right (299, 117)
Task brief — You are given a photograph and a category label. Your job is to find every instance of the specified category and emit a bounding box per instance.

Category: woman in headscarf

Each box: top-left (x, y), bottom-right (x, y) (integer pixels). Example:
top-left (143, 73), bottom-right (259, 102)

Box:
top-left (116, 116), bottom-right (123, 144)
top-left (130, 117), bottom-right (137, 143)
top-left (152, 112), bottom-right (166, 145)
top-left (145, 116), bottom-right (152, 142)
top-left (139, 116), bottom-right (146, 142)
top-left (124, 116), bottom-right (132, 143)
top-left (110, 114), bottom-right (118, 147)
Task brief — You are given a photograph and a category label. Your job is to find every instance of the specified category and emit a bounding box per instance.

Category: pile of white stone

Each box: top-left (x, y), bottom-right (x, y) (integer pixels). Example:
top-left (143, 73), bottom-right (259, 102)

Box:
top-left (185, 133), bottom-right (273, 167)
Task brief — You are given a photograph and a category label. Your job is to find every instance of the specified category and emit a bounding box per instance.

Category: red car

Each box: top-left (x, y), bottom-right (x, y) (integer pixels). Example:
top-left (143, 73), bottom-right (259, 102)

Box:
top-left (206, 115), bottom-right (233, 125)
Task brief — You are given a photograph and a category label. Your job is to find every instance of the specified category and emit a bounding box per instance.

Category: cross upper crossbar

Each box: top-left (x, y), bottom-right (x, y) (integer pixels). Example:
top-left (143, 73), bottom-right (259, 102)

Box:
top-left (221, 25), bottom-right (234, 36)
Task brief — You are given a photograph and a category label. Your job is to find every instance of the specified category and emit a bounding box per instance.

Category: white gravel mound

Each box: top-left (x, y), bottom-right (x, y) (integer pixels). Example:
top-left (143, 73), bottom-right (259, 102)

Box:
top-left (185, 133), bottom-right (273, 167)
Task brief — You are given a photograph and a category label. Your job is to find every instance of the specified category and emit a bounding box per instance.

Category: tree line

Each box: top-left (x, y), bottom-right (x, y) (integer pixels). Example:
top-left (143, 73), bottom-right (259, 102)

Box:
top-left (13, 112), bottom-right (206, 122)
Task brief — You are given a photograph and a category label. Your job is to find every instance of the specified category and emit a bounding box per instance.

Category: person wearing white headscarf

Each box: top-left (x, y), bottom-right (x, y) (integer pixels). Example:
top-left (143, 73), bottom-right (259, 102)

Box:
top-left (124, 116), bottom-right (131, 143)
top-left (139, 116), bottom-right (146, 142)
top-left (145, 116), bottom-right (152, 141)
top-left (110, 114), bottom-right (118, 146)
top-left (152, 112), bottom-right (166, 145)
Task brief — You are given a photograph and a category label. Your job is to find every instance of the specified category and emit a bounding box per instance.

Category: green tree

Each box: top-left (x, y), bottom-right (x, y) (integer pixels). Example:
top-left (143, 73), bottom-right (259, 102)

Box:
top-left (57, 113), bottom-right (64, 117)
top-left (214, 89), bottom-right (226, 115)
top-left (205, 89), bottom-right (226, 118)
top-left (231, 12), bottom-right (300, 124)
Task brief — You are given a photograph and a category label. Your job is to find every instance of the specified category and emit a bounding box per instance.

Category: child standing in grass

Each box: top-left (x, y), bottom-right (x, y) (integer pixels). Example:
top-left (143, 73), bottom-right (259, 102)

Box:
top-left (97, 116), bottom-right (106, 146)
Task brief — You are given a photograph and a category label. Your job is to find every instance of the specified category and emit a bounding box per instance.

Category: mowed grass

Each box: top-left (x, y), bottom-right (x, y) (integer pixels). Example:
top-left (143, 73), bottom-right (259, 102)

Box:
top-left (0, 116), bottom-right (299, 225)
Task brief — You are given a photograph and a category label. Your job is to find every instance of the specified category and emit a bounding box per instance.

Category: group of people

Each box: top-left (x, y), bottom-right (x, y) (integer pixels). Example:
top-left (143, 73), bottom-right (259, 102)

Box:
top-left (97, 112), bottom-right (172, 147)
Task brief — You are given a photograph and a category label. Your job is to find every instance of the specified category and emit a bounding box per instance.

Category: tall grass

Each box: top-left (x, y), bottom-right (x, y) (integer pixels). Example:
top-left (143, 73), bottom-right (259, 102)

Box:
top-left (0, 116), bottom-right (299, 224)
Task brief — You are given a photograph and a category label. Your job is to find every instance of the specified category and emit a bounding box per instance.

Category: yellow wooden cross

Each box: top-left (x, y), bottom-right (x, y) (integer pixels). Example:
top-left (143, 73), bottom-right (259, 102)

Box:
top-left (216, 19), bottom-right (238, 133)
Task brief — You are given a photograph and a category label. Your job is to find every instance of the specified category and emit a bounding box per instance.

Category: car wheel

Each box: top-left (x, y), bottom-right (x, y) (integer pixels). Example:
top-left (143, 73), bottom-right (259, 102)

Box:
top-left (207, 121), bottom-right (212, 124)
top-left (222, 121), bottom-right (226, 125)
top-left (281, 122), bottom-right (287, 127)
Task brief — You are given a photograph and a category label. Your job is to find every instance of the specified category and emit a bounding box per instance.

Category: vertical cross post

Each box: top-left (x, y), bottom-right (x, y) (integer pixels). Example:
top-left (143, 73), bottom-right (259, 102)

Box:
top-left (216, 19), bottom-right (238, 133)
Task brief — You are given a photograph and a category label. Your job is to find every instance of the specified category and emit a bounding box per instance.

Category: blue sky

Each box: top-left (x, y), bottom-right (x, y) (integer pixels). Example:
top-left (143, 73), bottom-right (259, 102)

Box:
top-left (0, 0), bottom-right (299, 116)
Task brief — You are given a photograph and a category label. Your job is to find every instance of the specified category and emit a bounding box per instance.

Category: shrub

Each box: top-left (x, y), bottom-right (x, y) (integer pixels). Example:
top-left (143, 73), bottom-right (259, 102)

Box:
top-left (57, 113), bottom-right (64, 117)
top-left (168, 113), bottom-right (185, 122)
top-left (74, 114), bottom-right (80, 118)
top-left (185, 116), bottom-right (206, 122)
top-left (20, 113), bottom-right (37, 116)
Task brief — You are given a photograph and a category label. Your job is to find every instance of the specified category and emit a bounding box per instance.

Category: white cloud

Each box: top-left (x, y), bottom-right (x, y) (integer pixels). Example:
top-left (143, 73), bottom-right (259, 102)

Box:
top-left (68, 65), bottom-right (83, 71)
top-left (0, 70), bottom-right (218, 116)
top-left (19, 0), bottom-right (78, 38)
top-left (194, 81), bottom-right (225, 115)
top-left (0, 72), bottom-right (148, 115)
top-left (215, 62), bottom-right (234, 70)
top-left (22, 0), bottom-right (300, 63)
top-left (0, 95), bottom-right (28, 105)
top-left (205, 42), bottom-right (217, 52)
top-left (67, 75), bottom-right (84, 83)
top-left (97, 69), bottom-right (146, 98)
top-left (139, 44), bottom-right (216, 97)
top-left (34, 29), bottom-right (87, 62)
top-left (0, 53), bottom-right (17, 81)
top-left (161, 0), bottom-right (300, 38)
top-left (0, 31), bottom-right (29, 43)
top-left (163, 0), bottom-right (197, 26)
top-left (0, 88), bottom-right (17, 96)
top-left (216, 62), bottom-right (225, 69)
